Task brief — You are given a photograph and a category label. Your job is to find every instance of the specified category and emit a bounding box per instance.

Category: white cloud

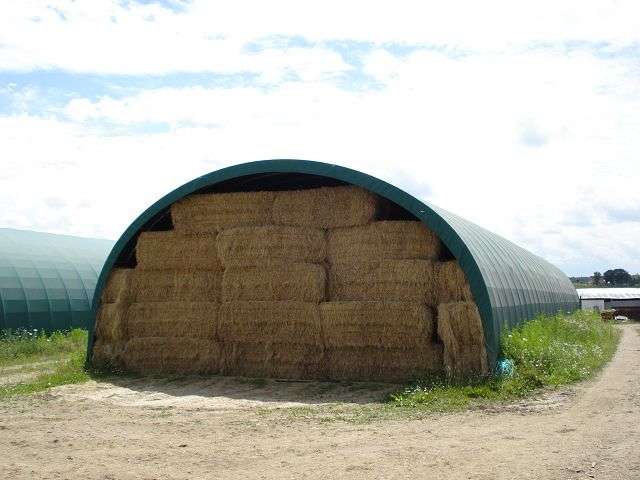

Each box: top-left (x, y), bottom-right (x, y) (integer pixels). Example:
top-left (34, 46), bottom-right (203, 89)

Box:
top-left (1, 1), bottom-right (640, 74)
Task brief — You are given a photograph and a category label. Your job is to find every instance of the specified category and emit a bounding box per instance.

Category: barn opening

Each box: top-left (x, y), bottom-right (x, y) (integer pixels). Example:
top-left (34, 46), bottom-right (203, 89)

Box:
top-left (92, 172), bottom-right (488, 382)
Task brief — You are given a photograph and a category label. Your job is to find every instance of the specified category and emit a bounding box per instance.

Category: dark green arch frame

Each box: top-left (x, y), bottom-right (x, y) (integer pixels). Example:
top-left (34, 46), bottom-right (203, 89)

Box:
top-left (88, 159), bottom-right (579, 366)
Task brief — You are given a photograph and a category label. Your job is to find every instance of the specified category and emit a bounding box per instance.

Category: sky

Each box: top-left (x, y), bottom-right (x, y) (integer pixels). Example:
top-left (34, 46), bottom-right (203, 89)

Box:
top-left (1, 1), bottom-right (639, 276)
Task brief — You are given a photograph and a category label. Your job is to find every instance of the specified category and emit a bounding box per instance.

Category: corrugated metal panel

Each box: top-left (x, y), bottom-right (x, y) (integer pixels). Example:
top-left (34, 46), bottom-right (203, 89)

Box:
top-left (0, 228), bottom-right (114, 331)
top-left (577, 288), bottom-right (640, 300)
top-left (89, 160), bottom-right (579, 366)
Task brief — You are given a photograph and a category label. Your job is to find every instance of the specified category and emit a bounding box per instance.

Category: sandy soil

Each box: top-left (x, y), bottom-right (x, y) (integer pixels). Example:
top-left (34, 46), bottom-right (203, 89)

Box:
top-left (1, 323), bottom-right (638, 480)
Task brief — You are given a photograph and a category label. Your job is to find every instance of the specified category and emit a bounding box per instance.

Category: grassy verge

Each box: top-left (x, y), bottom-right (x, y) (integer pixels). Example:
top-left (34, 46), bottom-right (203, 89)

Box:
top-left (0, 329), bottom-right (93, 399)
top-left (389, 309), bottom-right (620, 412)
top-left (0, 328), bottom-right (87, 367)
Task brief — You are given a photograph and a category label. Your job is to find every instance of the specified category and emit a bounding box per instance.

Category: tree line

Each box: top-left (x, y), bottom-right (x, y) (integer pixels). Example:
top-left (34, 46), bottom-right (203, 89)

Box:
top-left (570, 269), bottom-right (640, 288)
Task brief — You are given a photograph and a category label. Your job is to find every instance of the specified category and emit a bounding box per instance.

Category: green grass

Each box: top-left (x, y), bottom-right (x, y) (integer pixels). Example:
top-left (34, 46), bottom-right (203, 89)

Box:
top-left (0, 328), bottom-right (87, 367)
top-left (0, 328), bottom-right (98, 399)
top-left (389, 310), bottom-right (620, 412)
top-left (0, 350), bottom-right (91, 398)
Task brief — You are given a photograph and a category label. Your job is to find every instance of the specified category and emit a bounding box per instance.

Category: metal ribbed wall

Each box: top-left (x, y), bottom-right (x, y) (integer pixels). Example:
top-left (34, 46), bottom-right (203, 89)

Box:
top-left (0, 228), bottom-right (114, 331)
top-left (89, 160), bottom-right (579, 365)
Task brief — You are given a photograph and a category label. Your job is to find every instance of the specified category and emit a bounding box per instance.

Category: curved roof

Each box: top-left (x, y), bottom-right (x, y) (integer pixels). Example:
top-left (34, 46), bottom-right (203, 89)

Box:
top-left (577, 288), bottom-right (640, 300)
top-left (90, 160), bottom-right (579, 364)
top-left (0, 228), bottom-right (114, 332)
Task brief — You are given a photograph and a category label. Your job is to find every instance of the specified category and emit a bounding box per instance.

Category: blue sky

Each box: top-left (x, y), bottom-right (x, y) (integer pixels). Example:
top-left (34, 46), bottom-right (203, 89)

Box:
top-left (1, 0), bottom-right (639, 276)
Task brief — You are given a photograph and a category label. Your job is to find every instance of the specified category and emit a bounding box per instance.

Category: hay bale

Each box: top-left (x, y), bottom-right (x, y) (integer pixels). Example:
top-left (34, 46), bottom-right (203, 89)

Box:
top-left (222, 263), bottom-right (326, 302)
top-left (171, 191), bottom-right (276, 233)
top-left (437, 301), bottom-right (489, 376)
top-left (130, 269), bottom-right (221, 302)
top-left (121, 337), bottom-right (165, 373)
top-left (217, 226), bottom-right (326, 267)
top-left (92, 339), bottom-right (125, 368)
top-left (126, 302), bottom-right (218, 339)
top-left (434, 261), bottom-right (473, 303)
top-left (223, 342), bottom-right (324, 379)
top-left (329, 260), bottom-right (435, 304)
top-left (218, 301), bottom-right (321, 345)
top-left (272, 186), bottom-right (377, 228)
top-left (326, 345), bottom-right (443, 383)
top-left (135, 231), bottom-right (221, 270)
top-left (328, 221), bottom-right (441, 263)
top-left (162, 338), bottom-right (221, 374)
top-left (320, 302), bottom-right (434, 349)
top-left (95, 303), bottom-right (128, 342)
top-left (122, 337), bottom-right (221, 374)
top-left (101, 268), bottom-right (133, 304)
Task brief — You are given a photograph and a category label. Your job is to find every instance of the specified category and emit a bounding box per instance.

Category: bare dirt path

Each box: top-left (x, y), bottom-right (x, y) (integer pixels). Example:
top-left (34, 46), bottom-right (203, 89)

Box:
top-left (1, 323), bottom-right (638, 480)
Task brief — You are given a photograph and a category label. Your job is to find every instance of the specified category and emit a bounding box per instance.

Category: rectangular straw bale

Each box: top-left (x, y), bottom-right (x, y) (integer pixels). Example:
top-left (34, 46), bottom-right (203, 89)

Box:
top-left (171, 191), bottom-right (276, 233)
top-left (91, 339), bottom-right (125, 368)
top-left (328, 221), bottom-right (442, 263)
top-left (326, 344), bottom-right (443, 383)
top-left (130, 269), bottom-right (221, 302)
top-left (217, 226), bottom-right (326, 267)
top-left (121, 337), bottom-right (165, 373)
top-left (434, 261), bottom-right (473, 303)
top-left (135, 231), bottom-right (221, 270)
top-left (121, 337), bottom-right (221, 374)
top-left (162, 338), bottom-right (222, 374)
top-left (218, 301), bottom-right (321, 345)
top-left (273, 186), bottom-right (378, 228)
top-left (223, 342), bottom-right (324, 379)
top-left (437, 301), bottom-right (489, 376)
top-left (329, 259), bottom-right (435, 304)
top-left (320, 301), bottom-right (434, 349)
top-left (222, 263), bottom-right (326, 302)
top-left (101, 268), bottom-right (133, 304)
top-left (126, 302), bottom-right (218, 339)
top-left (95, 303), bottom-right (128, 342)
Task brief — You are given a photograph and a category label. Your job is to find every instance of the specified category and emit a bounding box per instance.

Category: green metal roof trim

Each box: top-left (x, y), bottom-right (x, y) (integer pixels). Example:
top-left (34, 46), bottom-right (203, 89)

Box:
top-left (0, 228), bottom-right (114, 332)
top-left (88, 159), bottom-right (579, 365)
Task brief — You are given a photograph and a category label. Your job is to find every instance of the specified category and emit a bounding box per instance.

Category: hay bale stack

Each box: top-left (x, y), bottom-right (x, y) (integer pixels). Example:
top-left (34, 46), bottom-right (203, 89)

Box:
top-left (328, 221), bottom-right (441, 263)
top-left (272, 186), bottom-right (377, 228)
top-left (320, 302), bottom-right (434, 349)
top-left (223, 343), bottom-right (324, 379)
top-left (329, 259), bottom-right (435, 304)
top-left (101, 268), bottom-right (133, 304)
top-left (130, 269), bottom-right (221, 302)
top-left (326, 344), bottom-right (443, 383)
top-left (217, 226), bottom-right (326, 267)
top-left (135, 231), bottom-right (221, 270)
top-left (435, 261), bottom-right (473, 303)
top-left (122, 337), bottom-right (220, 374)
top-left (222, 263), bottom-right (325, 302)
top-left (126, 302), bottom-right (218, 339)
top-left (218, 301), bottom-right (321, 345)
top-left (437, 301), bottom-right (488, 376)
top-left (95, 303), bottom-right (128, 342)
top-left (171, 191), bottom-right (276, 233)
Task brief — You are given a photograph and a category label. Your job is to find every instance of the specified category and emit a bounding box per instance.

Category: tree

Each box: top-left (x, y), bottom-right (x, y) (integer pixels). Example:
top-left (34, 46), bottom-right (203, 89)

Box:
top-left (603, 269), bottom-right (632, 286)
top-left (592, 271), bottom-right (602, 286)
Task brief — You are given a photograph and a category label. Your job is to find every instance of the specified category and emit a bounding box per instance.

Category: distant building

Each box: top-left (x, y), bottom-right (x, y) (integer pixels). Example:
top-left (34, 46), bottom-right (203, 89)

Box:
top-left (577, 288), bottom-right (640, 319)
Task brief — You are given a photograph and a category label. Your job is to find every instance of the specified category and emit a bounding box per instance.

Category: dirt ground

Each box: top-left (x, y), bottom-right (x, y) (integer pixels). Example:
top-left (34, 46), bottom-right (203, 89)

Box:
top-left (1, 323), bottom-right (639, 480)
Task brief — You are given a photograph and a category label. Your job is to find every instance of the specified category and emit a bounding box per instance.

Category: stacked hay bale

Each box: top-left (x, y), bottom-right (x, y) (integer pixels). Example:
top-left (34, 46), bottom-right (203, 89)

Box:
top-left (435, 261), bottom-right (488, 376)
top-left (124, 231), bottom-right (222, 374)
top-left (324, 221), bottom-right (444, 381)
top-left (92, 268), bottom-right (132, 367)
top-left (92, 184), bottom-right (489, 381)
